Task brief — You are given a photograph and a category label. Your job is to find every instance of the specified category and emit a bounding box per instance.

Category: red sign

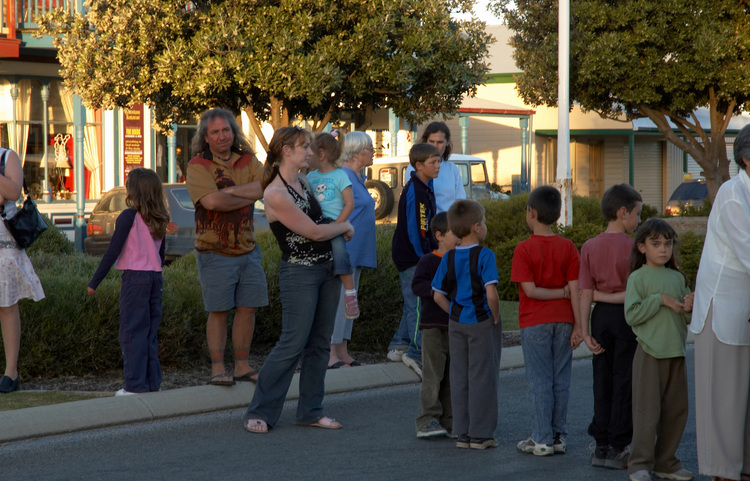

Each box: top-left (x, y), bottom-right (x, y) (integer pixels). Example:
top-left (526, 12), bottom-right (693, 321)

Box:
top-left (123, 104), bottom-right (144, 182)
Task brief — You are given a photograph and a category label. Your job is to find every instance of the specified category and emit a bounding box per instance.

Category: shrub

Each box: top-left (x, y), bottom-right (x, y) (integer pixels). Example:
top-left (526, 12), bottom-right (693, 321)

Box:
top-left (676, 231), bottom-right (704, 290)
top-left (10, 196), bottom-right (707, 378)
top-left (483, 194), bottom-right (607, 301)
top-left (26, 215), bottom-right (76, 256)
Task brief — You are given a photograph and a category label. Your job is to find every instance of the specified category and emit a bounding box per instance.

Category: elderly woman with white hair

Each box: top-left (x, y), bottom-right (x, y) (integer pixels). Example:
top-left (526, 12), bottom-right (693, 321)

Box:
top-left (327, 131), bottom-right (377, 369)
top-left (692, 124), bottom-right (750, 481)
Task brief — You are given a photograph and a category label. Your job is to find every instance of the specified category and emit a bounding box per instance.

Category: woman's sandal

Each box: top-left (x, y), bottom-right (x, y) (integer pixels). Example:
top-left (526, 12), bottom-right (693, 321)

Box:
top-left (245, 419), bottom-right (268, 434)
top-left (306, 416), bottom-right (342, 430)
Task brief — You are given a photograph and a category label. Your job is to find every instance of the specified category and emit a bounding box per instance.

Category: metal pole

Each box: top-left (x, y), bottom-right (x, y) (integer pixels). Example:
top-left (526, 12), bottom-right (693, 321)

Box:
top-left (459, 115), bottom-right (469, 155)
top-left (73, 95), bottom-right (86, 252)
top-left (41, 83), bottom-right (51, 202)
top-left (389, 109), bottom-right (398, 157)
top-left (167, 123), bottom-right (177, 183)
top-left (520, 117), bottom-right (529, 192)
top-left (556, 0), bottom-right (572, 226)
top-left (10, 84), bottom-right (18, 153)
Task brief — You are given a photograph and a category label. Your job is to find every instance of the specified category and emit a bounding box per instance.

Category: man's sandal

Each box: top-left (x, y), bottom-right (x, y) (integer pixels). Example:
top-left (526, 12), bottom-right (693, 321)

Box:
top-left (207, 373), bottom-right (235, 386)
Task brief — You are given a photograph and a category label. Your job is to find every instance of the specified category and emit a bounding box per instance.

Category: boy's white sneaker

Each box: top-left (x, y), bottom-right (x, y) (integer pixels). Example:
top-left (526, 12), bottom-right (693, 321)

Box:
top-left (387, 349), bottom-right (404, 362)
top-left (401, 353), bottom-right (422, 378)
top-left (517, 436), bottom-right (554, 456)
top-left (553, 433), bottom-right (566, 454)
top-left (115, 388), bottom-right (136, 396)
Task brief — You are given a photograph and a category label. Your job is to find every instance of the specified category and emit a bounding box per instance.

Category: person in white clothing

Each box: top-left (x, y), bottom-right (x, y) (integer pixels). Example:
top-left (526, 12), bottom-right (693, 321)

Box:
top-left (692, 123), bottom-right (750, 481)
top-left (404, 122), bottom-right (466, 213)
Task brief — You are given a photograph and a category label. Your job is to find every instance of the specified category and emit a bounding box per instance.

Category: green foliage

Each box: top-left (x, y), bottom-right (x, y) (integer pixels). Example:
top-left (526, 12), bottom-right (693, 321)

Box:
top-left (494, 0), bottom-right (750, 201)
top-left (26, 215), bottom-right (75, 256)
top-left (38, 0), bottom-right (493, 141)
top-left (10, 204), bottom-right (707, 377)
top-left (676, 231), bottom-right (705, 290)
top-left (483, 194), bottom-right (607, 301)
top-left (641, 203), bottom-right (660, 221)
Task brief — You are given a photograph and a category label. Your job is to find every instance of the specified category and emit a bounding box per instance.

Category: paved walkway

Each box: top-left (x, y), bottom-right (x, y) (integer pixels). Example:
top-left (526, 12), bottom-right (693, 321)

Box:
top-left (0, 341), bottom-right (600, 444)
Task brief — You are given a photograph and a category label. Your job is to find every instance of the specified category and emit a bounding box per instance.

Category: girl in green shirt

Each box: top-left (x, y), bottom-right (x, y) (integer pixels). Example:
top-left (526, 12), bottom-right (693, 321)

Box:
top-left (624, 218), bottom-right (693, 481)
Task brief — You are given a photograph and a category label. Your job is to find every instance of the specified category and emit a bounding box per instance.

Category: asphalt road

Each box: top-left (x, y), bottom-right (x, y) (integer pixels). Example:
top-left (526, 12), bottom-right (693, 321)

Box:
top-left (2, 346), bottom-right (709, 481)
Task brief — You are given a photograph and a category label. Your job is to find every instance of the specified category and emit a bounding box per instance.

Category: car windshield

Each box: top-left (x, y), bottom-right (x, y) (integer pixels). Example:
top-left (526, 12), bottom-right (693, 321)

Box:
top-left (669, 182), bottom-right (707, 202)
top-left (170, 188), bottom-right (195, 210)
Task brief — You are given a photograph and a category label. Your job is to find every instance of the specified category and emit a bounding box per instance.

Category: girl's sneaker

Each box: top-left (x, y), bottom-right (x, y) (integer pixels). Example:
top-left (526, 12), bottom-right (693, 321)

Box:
top-left (652, 468), bottom-right (693, 480)
top-left (115, 388), bottom-right (135, 396)
top-left (517, 436), bottom-right (554, 456)
top-left (630, 470), bottom-right (652, 481)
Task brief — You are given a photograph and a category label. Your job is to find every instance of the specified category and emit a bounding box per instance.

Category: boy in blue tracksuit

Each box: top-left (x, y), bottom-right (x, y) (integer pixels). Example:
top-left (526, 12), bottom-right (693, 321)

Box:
top-left (389, 143), bottom-right (441, 377)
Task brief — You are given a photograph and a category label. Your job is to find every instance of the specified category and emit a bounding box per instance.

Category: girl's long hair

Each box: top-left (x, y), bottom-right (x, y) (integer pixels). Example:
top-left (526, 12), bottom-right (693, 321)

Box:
top-left (261, 126), bottom-right (312, 190)
top-left (629, 217), bottom-right (686, 281)
top-left (125, 168), bottom-right (170, 240)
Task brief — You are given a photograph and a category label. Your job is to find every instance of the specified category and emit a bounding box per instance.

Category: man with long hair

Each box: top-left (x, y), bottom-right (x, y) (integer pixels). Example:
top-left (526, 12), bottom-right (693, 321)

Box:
top-left (186, 108), bottom-right (267, 386)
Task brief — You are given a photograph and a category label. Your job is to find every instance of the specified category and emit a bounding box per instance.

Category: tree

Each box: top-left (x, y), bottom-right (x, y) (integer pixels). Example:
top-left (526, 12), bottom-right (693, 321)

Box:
top-left (38, 0), bottom-right (493, 151)
top-left (493, 0), bottom-right (750, 200)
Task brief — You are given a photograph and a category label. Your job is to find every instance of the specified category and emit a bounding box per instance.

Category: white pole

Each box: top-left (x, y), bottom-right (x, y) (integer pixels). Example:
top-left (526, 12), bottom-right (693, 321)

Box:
top-left (557, 0), bottom-right (572, 226)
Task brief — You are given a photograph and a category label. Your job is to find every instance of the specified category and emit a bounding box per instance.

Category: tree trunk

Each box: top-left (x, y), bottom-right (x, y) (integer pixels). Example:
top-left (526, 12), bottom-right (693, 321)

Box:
top-left (243, 105), bottom-right (269, 153)
top-left (638, 104), bottom-right (732, 203)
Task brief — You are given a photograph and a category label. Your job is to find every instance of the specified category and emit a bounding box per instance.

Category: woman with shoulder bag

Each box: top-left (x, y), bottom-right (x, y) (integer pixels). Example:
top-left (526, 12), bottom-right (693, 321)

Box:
top-left (0, 148), bottom-right (45, 393)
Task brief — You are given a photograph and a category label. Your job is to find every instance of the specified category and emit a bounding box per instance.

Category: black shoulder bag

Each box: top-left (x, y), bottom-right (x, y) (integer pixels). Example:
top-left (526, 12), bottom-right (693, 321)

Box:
top-left (0, 149), bottom-right (47, 249)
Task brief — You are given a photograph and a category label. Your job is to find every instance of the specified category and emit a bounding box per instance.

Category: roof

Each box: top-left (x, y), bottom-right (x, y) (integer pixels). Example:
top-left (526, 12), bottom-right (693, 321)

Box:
top-left (459, 97), bottom-right (535, 116)
top-left (632, 109), bottom-right (750, 134)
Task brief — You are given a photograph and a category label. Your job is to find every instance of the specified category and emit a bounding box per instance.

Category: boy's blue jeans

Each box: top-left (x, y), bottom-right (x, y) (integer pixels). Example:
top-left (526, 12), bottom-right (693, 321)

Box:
top-left (388, 266), bottom-right (421, 363)
top-left (520, 322), bottom-right (573, 445)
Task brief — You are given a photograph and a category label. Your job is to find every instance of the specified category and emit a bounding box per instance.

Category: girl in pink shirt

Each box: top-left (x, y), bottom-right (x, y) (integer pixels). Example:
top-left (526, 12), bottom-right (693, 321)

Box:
top-left (88, 168), bottom-right (169, 395)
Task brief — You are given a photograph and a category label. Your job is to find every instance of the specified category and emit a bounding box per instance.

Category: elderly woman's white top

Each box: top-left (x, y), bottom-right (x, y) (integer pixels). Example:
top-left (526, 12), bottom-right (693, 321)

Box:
top-left (692, 169), bottom-right (750, 345)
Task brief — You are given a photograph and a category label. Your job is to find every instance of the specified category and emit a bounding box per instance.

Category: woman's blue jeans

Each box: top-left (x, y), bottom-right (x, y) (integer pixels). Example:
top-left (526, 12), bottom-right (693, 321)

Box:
top-left (520, 322), bottom-right (573, 445)
top-left (244, 260), bottom-right (341, 427)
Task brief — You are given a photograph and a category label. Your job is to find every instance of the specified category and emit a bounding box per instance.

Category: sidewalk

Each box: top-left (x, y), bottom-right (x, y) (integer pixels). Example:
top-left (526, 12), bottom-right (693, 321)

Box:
top-left (0, 340), bottom-right (601, 444)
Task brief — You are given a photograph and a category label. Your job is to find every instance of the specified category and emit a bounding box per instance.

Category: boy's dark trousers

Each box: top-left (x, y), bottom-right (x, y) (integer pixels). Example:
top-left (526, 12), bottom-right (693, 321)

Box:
top-left (588, 302), bottom-right (637, 449)
top-left (415, 328), bottom-right (452, 433)
top-left (119, 270), bottom-right (163, 393)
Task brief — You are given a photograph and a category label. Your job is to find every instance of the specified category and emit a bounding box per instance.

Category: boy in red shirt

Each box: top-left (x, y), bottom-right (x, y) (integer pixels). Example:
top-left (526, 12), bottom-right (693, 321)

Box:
top-left (512, 185), bottom-right (582, 456)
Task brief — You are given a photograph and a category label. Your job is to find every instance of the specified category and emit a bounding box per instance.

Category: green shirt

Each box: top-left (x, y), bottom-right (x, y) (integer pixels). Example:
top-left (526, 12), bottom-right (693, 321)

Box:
top-left (625, 265), bottom-right (692, 359)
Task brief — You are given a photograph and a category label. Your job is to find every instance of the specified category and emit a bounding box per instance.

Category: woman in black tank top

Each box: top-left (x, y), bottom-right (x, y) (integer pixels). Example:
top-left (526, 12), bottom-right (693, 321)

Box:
top-left (243, 127), bottom-right (354, 433)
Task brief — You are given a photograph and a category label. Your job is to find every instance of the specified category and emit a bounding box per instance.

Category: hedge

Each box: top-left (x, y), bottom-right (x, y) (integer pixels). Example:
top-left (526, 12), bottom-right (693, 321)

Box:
top-left (9, 196), bottom-right (705, 377)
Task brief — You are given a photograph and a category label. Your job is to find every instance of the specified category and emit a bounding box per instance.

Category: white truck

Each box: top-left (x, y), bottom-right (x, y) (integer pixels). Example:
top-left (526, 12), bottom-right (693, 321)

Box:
top-left (364, 154), bottom-right (505, 223)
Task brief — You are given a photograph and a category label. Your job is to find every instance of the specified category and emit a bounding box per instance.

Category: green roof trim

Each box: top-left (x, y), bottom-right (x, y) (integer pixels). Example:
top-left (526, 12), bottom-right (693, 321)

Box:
top-left (485, 73), bottom-right (522, 84)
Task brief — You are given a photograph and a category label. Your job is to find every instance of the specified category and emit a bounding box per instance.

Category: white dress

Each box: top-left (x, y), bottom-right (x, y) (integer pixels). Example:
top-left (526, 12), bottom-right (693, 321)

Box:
top-left (0, 199), bottom-right (45, 306)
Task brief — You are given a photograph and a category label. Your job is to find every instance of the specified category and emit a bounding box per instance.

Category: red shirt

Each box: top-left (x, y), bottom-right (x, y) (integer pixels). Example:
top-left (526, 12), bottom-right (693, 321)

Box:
top-left (511, 235), bottom-right (580, 328)
top-left (578, 232), bottom-right (633, 293)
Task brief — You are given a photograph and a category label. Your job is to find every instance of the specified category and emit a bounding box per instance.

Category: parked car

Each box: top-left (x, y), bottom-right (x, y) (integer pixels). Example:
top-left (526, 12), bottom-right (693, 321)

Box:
top-left (86, 185), bottom-right (269, 261)
top-left (365, 154), bottom-right (506, 223)
top-left (665, 179), bottom-right (708, 216)
top-left (85, 184), bottom-right (196, 261)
